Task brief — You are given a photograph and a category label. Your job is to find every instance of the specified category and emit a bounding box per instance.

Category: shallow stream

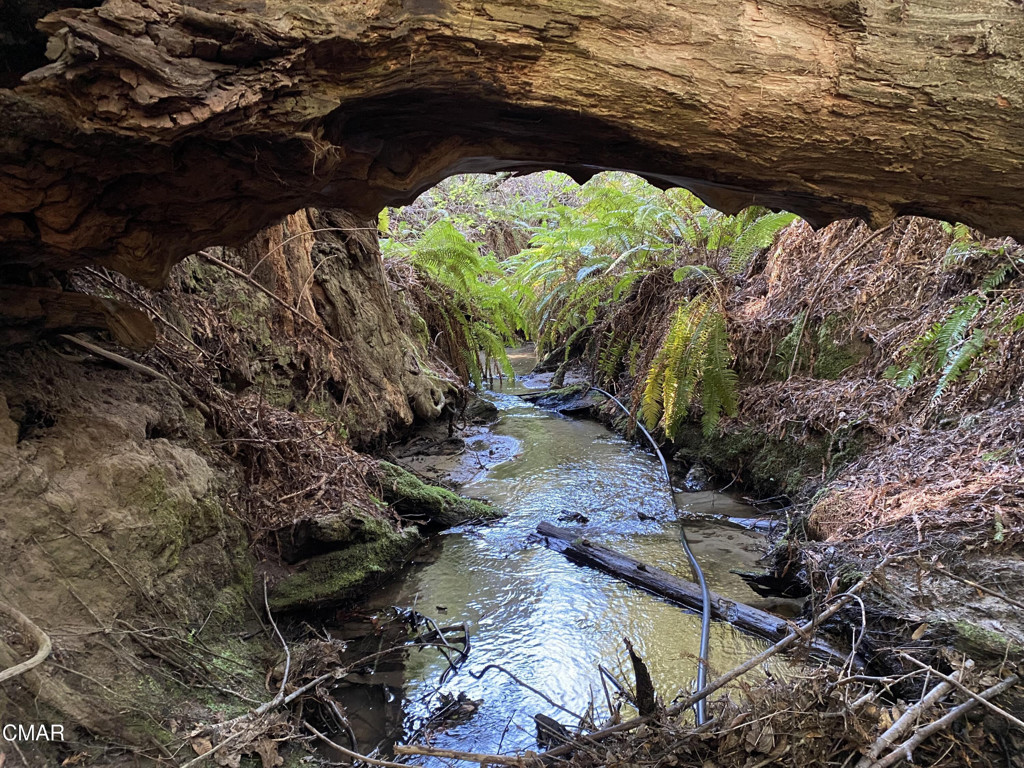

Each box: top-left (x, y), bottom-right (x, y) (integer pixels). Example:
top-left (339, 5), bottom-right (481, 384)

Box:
top-left (328, 362), bottom-right (786, 759)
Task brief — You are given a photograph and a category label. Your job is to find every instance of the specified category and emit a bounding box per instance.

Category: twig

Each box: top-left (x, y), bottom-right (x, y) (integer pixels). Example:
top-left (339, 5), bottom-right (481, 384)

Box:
top-left (854, 660), bottom-right (970, 768)
top-left (467, 664), bottom-right (585, 722)
top-left (897, 653), bottom-right (1024, 730)
top-left (393, 744), bottom-right (536, 766)
top-left (306, 722), bottom-right (423, 768)
top-left (871, 674), bottom-right (1021, 768)
top-left (263, 578), bottom-right (290, 704)
top-left (0, 600), bottom-right (52, 683)
top-left (931, 562), bottom-right (1024, 611)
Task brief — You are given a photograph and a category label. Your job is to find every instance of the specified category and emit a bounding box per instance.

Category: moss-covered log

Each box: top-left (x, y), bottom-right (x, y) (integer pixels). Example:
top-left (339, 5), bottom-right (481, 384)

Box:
top-left (2, 0), bottom-right (1024, 286)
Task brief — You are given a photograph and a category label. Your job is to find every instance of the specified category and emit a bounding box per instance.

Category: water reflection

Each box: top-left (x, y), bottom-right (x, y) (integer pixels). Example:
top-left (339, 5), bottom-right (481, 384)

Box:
top-left (341, 369), bottom-right (779, 758)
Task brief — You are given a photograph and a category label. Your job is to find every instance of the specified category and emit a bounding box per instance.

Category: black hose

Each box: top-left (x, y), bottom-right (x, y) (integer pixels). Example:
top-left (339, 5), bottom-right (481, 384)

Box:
top-left (586, 385), bottom-right (712, 724)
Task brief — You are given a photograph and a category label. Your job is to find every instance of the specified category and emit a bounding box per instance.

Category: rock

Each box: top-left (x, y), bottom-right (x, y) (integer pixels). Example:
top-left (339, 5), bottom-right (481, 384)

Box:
top-left (557, 511), bottom-right (590, 524)
top-left (463, 395), bottom-right (499, 423)
top-left (269, 519), bottom-right (421, 611)
top-left (684, 464), bottom-right (711, 491)
top-left (376, 460), bottom-right (501, 527)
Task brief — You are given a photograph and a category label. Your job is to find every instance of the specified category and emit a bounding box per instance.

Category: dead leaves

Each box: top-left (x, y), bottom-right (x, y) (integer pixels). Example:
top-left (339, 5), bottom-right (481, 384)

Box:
top-left (188, 714), bottom-right (288, 768)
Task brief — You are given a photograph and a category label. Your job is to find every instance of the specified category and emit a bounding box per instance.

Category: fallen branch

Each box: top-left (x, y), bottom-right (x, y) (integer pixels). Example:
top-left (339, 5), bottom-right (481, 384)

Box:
top-left (307, 722), bottom-right (423, 768)
top-left (537, 522), bottom-right (849, 662)
top-left (871, 674), bottom-right (1021, 768)
top-left (897, 653), bottom-right (1024, 730)
top-left (0, 600), bottom-right (52, 684)
top-left (394, 744), bottom-right (538, 766)
top-left (853, 660), bottom-right (970, 768)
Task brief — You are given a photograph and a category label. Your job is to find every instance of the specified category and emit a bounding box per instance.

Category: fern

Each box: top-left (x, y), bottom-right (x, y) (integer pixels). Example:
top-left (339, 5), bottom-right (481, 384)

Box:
top-left (933, 329), bottom-right (987, 404)
top-left (888, 236), bottom-right (1021, 405)
top-left (642, 295), bottom-right (738, 438)
top-left (382, 220), bottom-right (524, 388)
top-left (726, 211), bottom-right (798, 275)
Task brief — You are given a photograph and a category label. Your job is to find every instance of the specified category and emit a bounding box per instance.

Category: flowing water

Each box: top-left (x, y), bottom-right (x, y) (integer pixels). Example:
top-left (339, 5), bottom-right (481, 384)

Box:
top-left (328, 359), bottom-right (787, 759)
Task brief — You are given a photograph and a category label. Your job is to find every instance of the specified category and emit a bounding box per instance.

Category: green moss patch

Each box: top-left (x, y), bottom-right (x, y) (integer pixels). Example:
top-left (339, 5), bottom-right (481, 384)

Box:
top-left (269, 517), bottom-right (420, 610)
top-left (377, 460), bottom-right (499, 527)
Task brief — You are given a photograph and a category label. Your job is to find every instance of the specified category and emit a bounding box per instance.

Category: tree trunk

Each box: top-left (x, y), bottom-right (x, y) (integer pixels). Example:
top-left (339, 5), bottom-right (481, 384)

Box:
top-left (1, 0), bottom-right (1022, 286)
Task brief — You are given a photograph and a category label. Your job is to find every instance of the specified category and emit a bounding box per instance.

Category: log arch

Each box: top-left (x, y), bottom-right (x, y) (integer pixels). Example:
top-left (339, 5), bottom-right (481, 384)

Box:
top-left (0, 0), bottom-right (1022, 286)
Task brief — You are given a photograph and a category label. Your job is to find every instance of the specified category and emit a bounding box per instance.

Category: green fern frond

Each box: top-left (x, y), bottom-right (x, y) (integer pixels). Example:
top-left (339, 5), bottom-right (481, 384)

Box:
top-left (726, 211), bottom-right (798, 275)
top-left (932, 329), bottom-right (987, 405)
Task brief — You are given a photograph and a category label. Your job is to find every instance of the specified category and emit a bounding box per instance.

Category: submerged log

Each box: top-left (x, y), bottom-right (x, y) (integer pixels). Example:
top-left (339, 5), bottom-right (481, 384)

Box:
top-left (537, 522), bottom-right (848, 663)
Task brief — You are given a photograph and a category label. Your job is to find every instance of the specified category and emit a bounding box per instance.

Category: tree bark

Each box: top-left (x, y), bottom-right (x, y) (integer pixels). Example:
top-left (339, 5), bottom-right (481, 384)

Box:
top-left (1, 0), bottom-right (1022, 286)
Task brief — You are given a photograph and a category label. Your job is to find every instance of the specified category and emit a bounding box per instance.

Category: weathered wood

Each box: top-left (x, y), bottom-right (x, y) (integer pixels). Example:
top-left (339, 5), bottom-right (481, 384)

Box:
top-left (1, 0), bottom-right (1023, 286)
top-left (0, 286), bottom-right (155, 350)
top-left (537, 522), bottom-right (848, 662)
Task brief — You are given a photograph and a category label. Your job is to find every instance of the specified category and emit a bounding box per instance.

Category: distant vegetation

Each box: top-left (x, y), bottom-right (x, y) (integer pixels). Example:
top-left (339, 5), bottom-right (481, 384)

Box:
top-left (381, 171), bottom-right (1023, 440)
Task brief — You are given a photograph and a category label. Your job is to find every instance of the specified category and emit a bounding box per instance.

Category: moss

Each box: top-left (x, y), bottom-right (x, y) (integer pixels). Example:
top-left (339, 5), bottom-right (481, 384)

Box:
top-left (269, 518), bottom-right (421, 610)
top-left (812, 316), bottom-right (871, 380)
top-left (950, 620), bottom-right (1023, 661)
top-left (377, 460), bottom-right (500, 526)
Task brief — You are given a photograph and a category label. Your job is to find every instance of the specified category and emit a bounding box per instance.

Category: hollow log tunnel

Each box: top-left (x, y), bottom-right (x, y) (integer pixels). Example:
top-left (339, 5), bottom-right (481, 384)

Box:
top-left (0, 0), bottom-right (1023, 289)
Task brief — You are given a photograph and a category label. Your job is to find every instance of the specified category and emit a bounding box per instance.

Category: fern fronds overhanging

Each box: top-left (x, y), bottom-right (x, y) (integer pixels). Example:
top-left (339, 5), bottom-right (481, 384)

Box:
top-left (641, 293), bottom-right (739, 438)
top-left (383, 171), bottom-right (800, 435)
top-left (884, 230), bottom-right (1023, 408)
top-left (381, 219), bottom-right (525, 388)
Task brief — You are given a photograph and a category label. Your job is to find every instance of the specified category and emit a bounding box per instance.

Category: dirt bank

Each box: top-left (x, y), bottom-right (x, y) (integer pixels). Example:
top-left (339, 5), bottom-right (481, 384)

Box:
top-left (0, 208), bottom-right (493, 765)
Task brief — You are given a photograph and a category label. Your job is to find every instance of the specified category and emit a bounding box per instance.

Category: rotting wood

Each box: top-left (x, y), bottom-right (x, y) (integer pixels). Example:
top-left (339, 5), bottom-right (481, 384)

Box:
top-left (537, 522), bottom-right (850, 662)
top-left (2, 1), bottom-right (1024, 287)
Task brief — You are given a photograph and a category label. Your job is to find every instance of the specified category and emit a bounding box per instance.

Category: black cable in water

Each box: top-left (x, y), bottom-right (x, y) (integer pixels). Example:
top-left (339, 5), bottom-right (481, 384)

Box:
top-left (585, 384), bottom-right (712, 725)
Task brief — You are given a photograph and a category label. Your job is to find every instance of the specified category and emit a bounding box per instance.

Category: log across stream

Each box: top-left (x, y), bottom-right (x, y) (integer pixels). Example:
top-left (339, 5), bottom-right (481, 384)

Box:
top-left (326, 365), bottom-right (807, 761)
top-left (536, 522), bottom-right (847, 663)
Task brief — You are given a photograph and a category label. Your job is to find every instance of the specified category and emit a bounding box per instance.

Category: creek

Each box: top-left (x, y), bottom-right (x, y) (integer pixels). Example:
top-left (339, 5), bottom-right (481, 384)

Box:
top-left (325, 355), bottom-right (790, 761)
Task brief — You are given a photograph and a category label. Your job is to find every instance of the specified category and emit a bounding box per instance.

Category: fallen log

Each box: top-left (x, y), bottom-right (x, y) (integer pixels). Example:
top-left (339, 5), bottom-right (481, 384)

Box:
top-left (536, 522), bottom-right (850, 664)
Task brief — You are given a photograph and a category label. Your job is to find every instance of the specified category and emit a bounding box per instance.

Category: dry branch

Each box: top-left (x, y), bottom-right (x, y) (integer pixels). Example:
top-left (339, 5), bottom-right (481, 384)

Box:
top-left (394, 744), bottom-right (538, 766)
top-left (853, 661), bottom-right (970, 768)
top-left (896, 653), bottom-right (1024, 731)
top-left (307, 723), bottom-right (423, 768)
top-left (0, 600), bottom-right (52, 684)
top-left (871, 674), bottom-right (1021, 768)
